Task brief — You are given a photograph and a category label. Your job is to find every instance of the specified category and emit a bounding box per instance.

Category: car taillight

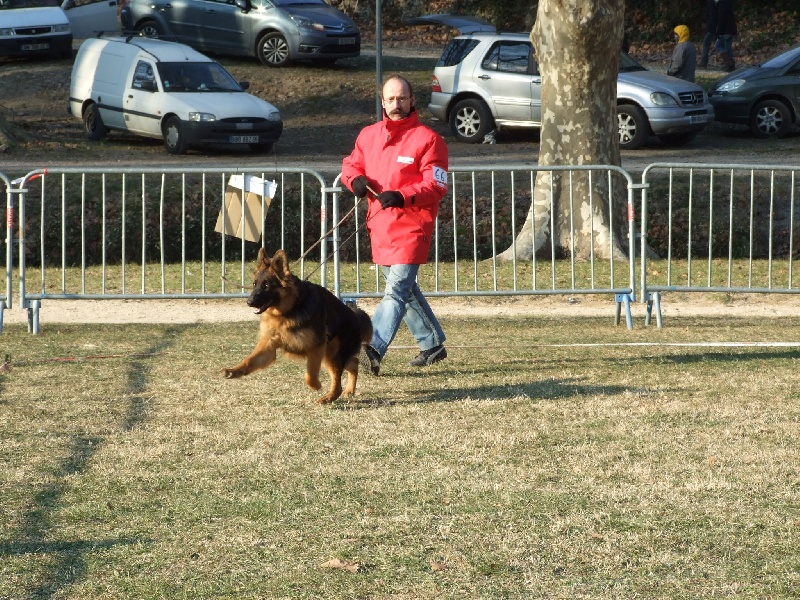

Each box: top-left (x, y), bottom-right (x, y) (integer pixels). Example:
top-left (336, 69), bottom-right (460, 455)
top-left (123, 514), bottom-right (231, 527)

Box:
top-left (431, 75), bottom-right (442, 93)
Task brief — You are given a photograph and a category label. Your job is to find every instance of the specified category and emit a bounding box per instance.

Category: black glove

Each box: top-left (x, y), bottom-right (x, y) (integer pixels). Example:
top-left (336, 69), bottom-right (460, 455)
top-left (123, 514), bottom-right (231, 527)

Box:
top-left (351, 175), bottom-right (369, 198)
top-left (378, 190), bottom-right (404, 209)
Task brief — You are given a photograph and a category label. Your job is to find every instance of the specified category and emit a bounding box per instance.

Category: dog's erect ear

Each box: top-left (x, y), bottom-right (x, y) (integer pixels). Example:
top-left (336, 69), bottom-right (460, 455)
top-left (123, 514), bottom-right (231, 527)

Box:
top-left (271, 249), bottom-right (293, 280)
top-left (257, 247), bottom-right (270, 269)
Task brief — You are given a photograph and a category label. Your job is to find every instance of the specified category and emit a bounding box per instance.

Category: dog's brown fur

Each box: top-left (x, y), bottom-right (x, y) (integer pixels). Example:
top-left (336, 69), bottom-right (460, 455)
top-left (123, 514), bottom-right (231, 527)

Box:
top-left (222, 248), bottom-right (373, 404)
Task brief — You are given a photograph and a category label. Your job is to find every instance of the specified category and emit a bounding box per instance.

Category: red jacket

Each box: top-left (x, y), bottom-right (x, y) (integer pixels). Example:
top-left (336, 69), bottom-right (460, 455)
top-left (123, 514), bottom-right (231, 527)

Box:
top-left (342, 110), bottom-right (449, 265)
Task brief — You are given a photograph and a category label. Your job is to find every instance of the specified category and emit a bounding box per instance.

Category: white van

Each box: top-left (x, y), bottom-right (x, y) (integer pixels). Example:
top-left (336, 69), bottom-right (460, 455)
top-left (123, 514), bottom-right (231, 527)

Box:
top-left (0, 0), bottom-right (73, 59)
top-left (68, 36), bottom-right (283, 154)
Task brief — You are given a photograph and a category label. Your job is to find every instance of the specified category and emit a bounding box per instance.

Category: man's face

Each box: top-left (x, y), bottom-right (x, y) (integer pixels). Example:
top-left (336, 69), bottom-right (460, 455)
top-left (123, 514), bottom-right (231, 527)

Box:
top-left (382, 79), bottom-right (414, 121)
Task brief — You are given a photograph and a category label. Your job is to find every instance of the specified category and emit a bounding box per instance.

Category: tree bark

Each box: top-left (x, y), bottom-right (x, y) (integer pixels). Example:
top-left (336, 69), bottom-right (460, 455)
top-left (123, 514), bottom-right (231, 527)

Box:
top-left (500, 0), bottom-right (629, 261)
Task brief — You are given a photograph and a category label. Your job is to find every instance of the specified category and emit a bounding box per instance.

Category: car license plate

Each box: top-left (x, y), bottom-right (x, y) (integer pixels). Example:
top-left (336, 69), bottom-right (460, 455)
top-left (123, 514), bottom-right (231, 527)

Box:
top-left (229, 135), bottom-right (259, 144)
top-left (338, 37), bottom-right (355, 45)
top-left (21, 43), bottom-right (50, 51)
top-left (689, 114), bottom-right (709, 124)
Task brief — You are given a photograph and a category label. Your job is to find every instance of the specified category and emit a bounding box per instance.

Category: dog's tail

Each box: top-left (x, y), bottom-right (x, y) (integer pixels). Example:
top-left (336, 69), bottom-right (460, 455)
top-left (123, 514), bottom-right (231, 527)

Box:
top-left (352, 307), bottom-right (373, 344)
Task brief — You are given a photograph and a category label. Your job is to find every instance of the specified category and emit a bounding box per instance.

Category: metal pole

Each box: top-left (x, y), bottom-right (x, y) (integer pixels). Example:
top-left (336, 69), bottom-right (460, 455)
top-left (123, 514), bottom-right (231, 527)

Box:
top-left (375, 0), bottom-right (382, 121)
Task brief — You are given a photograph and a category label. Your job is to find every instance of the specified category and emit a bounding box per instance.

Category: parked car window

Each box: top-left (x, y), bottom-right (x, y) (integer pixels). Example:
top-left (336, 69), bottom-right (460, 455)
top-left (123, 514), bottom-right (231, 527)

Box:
top-left (0, 0), bottom-right (60, 8)
top-left (481, 41), bottom-right (535, 75)
top-left (762, 46), bottom-right (800, 70)
top-left (131, 60), bottom-right (156, 90)
top-left (63, 0), bottom-right (108, 7)
top-left (272, 0), bottom-right (326, 5)
top-left (436, 38), bottom-right (480, 68)
top-left (619, 52), bottom-right (648, 73)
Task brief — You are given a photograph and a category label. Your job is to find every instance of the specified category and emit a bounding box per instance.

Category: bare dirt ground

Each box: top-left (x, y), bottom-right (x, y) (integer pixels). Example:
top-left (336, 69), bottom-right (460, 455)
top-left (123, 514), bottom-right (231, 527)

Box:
top-left (3, 38), bottom-right (800, 325)
top-left (5, 293), bottom-right (800, 327)
top-left (3, 39), bottom-right (800, 177)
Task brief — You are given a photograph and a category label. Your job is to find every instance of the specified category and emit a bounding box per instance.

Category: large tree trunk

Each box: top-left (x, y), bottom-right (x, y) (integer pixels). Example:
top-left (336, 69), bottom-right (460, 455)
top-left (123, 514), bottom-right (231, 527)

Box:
top-left (500, 0), bottom-right (629, 261)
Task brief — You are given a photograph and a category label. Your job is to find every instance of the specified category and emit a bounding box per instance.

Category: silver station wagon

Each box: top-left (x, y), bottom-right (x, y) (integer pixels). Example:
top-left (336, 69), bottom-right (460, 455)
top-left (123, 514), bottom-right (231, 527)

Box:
top-left (410, 15), bottom-right (714, 150)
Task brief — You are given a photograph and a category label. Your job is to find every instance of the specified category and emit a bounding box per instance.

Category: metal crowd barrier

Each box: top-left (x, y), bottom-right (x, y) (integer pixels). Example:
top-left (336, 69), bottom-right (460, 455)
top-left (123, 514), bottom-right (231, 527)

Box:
top-left (332, 164), bottom-right (639, 328)
top-left (15, 161), bottom-right (796, 334)
top-left (1, 171), bottom-right (13, 333)
top-left (640, 163), bottom-right (800, 327)
top-left (10, 166), bottom-right (329, 334)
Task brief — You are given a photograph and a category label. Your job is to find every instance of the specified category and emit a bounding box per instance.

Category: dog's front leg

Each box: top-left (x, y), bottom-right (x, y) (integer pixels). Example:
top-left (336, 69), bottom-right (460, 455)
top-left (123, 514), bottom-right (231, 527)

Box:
top-left (342, 355), bottom-right (359, 397)
top-left (222, 337), bottom-right (278, 378)
top-left (304, 347), bottom-right (324, 391)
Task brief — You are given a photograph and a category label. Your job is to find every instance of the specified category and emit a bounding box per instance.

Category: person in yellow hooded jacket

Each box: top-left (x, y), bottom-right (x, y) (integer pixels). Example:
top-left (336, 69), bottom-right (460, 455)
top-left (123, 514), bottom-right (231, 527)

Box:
top-left (667, 25), bottom-right (696, 82)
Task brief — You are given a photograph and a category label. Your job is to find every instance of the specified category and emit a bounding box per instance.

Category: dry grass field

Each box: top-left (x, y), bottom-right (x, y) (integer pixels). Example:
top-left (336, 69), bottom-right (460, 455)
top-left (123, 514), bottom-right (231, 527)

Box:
top-left (1, 311), bottom-right (799, 598)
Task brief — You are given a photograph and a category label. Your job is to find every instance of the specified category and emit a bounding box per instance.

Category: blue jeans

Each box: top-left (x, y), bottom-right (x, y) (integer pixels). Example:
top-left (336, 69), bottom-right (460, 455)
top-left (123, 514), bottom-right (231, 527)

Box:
top-left (700, 32), bottom-right (717, 64)
top-left (369, 264), bottom-right (445, 358)
top-left (717, 34), bottom-right (735, 60)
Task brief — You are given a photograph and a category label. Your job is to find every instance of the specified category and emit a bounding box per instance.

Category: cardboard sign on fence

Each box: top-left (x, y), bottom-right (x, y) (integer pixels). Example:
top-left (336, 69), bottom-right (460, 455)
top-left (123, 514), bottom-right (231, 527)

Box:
top-left (214, 174), bottom-right (278, 242)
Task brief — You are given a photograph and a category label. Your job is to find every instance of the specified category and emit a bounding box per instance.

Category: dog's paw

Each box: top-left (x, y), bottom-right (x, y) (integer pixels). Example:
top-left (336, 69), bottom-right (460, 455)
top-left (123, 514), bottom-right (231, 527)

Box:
top-left (304, 374), bottom-right (322, 390)
top-left (221, 367), bottom-right (243, 379)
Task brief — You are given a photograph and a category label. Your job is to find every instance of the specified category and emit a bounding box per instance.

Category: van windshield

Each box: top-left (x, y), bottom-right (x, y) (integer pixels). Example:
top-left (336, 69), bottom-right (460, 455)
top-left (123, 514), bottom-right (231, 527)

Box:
top-left (0, 0), bottom-right (60, 8)
top-left (158, 62), bottom-right (243, 93)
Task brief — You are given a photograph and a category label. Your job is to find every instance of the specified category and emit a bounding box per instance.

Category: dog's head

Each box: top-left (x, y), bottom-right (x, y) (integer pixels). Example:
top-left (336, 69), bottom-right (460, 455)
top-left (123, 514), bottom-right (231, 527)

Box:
top-left (247, 248), bottom-right (297, 314)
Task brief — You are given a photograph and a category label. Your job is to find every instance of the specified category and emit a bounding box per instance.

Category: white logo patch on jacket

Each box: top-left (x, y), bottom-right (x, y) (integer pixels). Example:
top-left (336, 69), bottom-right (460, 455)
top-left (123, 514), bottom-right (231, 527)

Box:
top-left (397, 155), bottom-right (414, 164)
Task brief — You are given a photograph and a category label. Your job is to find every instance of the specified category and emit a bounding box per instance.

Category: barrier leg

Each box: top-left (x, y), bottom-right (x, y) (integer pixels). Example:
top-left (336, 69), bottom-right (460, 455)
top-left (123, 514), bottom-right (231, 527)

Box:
top-left (615, 293), bottom-right (634, 330)
top-left (654, 292), bottom-right (663, 329)
top-left (645, 295), bottom-right (653, 326)
top-left (0, 300), bottom-right (5, 334)
top-left (27, 300), bottom-right (40, 335)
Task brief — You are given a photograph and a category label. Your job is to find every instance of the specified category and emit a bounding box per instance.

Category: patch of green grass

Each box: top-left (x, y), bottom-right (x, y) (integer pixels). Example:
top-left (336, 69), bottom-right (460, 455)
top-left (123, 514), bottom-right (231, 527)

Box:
top-left (2, 316), bottom-right (800, 598)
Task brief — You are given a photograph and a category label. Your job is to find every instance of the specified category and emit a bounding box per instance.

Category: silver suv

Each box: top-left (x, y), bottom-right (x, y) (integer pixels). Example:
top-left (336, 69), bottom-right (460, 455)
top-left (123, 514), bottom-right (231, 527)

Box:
top-left (413, 16), bottom-right (714, 149)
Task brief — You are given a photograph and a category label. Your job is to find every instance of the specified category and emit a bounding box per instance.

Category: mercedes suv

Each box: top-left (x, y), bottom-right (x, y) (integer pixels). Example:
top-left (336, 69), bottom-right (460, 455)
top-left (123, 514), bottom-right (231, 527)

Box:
top-left (411, 15), bottom-right (714, 150)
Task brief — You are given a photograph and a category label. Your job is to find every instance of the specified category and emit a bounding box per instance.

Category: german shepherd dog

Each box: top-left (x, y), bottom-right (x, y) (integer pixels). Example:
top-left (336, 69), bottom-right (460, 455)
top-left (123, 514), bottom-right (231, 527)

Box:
top-left (222, 248), bottom-right (373, 404)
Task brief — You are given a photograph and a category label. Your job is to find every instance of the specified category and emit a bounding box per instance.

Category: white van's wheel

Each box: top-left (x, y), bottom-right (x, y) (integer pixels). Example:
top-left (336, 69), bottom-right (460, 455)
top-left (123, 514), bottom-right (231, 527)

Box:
top-left (163, 117), bottom-right (189, 155)
top-left (83, 104), bottom-right (108, 141)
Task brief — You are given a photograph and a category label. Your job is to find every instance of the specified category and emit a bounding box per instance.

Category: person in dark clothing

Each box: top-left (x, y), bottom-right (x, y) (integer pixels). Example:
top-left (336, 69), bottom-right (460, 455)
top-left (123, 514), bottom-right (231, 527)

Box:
top-left (699, 0), bottom-right (718, 68)
top-left (716, 0), bottom-right (738, 72)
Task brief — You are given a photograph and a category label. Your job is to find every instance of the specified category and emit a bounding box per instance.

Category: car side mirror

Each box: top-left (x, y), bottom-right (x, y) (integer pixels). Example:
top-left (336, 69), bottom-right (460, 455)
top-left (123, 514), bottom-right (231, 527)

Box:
top-left (234, 0), bottom-right (251, 12)
top-left (239, 81), bottom-right (250, 91)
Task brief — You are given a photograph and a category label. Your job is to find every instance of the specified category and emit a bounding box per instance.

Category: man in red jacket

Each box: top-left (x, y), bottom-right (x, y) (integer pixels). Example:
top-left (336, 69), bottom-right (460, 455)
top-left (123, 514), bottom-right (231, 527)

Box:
top-left (342, 74), bottom-right (449, 375)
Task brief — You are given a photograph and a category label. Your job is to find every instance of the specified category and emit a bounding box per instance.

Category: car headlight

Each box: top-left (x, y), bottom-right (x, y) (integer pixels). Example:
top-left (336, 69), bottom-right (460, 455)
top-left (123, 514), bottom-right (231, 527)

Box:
top-left (52, 24), bottom-right (71, 33)
top-left (291, 15), bottom-right (324, 31)
top-left (650, 92), bottom-right (678, 107)
top-left (717, 79), bottom-right (746, 93)
top-left (0, 28), bottom-right (14, 36)
top-left (188, 112), bottom-right (216, 122)
top-left (267, 111), bottom-right (281, 122)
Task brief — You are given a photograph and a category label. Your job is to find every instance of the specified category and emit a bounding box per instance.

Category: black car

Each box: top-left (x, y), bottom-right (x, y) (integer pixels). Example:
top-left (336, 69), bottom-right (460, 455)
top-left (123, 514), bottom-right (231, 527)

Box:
top-left (708, 44), bottom-right (800, 138)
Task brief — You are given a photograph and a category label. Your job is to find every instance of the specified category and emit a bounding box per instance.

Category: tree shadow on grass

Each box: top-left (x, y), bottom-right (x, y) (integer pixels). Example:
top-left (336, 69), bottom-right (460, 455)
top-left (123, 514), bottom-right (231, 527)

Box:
top-left (657, 349), bottom-right (800, 365)
top-left (2, 326), bottom-right (183, 599)
top-left (337, 376), bottom-right (637, 409)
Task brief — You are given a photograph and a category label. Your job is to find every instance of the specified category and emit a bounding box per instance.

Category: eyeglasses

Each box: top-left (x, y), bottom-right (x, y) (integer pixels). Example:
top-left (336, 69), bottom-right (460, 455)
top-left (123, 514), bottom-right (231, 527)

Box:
top-left (382, 96), bottom-right (411, 104)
